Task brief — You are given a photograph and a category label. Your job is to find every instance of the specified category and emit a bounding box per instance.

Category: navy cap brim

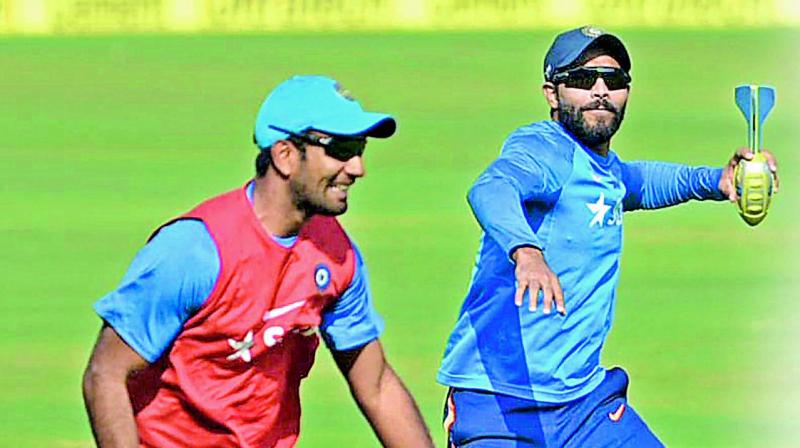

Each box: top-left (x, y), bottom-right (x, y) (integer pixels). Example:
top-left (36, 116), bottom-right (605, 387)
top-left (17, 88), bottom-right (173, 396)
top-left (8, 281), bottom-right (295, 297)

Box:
top-left (310, 112), bottom-right (397, 139)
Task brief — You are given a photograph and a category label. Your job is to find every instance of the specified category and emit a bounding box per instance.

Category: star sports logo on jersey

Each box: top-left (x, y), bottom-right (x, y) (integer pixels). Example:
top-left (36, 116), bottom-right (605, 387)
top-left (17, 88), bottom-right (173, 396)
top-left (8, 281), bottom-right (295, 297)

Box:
top-left (586, 192), bottom-right (622, 227)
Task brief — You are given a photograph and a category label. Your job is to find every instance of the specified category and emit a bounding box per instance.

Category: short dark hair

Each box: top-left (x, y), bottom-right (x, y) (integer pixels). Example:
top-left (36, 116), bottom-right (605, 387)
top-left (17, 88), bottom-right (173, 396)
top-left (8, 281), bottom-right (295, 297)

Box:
top-left (255, 149), bottom-right (270, 177)
top-left (254, 132), bottom-right (271, 177)
top-left (253, 134), bottom-right (308, 178)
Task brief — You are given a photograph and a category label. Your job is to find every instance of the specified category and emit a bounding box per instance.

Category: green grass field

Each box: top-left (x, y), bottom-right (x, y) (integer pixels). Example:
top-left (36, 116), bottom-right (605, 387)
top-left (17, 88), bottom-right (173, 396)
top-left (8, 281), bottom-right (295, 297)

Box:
top-left (1, 29), bottom-right (798, 447)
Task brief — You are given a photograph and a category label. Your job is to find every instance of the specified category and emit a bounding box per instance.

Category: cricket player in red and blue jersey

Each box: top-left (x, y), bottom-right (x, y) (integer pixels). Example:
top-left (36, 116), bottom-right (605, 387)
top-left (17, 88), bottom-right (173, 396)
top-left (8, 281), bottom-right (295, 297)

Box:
top-left (82, 76), bottom-right (434, 448)
top-left (438, 27), bottom-right (779, 446)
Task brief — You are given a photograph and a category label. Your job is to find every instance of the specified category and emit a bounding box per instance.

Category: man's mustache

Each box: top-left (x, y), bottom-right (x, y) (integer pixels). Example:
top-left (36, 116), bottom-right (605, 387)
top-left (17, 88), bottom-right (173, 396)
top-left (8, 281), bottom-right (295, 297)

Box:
top-left (580, 99), bottom-right (618, 113)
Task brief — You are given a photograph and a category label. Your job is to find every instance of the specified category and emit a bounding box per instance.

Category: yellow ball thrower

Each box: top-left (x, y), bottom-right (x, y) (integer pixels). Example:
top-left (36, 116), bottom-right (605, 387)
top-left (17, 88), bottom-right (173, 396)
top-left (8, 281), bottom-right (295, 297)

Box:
top-left (734, 85), bottom-right (776, 226)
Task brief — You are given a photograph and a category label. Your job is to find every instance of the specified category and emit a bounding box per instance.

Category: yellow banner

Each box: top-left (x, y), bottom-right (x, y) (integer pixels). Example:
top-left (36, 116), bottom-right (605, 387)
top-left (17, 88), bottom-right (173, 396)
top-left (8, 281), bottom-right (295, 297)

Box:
top-left (1, 0), bottom-right (798, 34)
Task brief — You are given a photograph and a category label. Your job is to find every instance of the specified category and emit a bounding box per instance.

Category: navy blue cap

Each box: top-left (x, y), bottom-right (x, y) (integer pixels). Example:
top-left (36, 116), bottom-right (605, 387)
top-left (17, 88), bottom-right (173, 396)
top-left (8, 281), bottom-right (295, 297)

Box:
top-left (254, 75), bottom-right (396, 149)
top-left (543, 26), bottom-right (631, 81)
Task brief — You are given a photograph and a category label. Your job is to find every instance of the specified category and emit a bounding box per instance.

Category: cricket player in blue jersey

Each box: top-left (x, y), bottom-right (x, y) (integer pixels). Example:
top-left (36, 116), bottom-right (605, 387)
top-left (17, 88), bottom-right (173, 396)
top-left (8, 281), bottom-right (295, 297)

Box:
top-left (438, 26), bottom-right (780, 447)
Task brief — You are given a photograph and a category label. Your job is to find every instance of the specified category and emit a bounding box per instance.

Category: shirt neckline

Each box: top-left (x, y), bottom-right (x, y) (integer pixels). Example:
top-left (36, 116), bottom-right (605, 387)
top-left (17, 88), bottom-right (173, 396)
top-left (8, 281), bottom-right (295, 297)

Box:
top-left (245, 181), bottom-right (298, 249)
top-left (547, 120), bottom-right (618, 169)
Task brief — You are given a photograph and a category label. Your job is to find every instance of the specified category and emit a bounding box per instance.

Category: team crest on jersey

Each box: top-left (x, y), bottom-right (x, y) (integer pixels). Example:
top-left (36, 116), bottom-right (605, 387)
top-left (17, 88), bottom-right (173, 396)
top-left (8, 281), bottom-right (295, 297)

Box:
top-left (581, 26), bottom-right (605, 38)
top-left (314, 264), bottom-right (331, 291)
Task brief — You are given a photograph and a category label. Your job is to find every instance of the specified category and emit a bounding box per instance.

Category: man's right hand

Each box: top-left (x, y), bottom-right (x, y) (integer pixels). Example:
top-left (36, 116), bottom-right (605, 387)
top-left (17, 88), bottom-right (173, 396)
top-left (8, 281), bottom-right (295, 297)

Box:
top-left (512, 247), bottom-right (565, 315)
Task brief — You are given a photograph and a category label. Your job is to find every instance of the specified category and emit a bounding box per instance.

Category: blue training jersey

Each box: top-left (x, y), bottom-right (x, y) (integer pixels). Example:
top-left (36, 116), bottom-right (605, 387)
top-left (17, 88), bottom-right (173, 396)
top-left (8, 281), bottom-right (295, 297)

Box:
top-left (95, 183), bottom-right (383, 363)
top-left (437, 120), bottom-right (724, 403)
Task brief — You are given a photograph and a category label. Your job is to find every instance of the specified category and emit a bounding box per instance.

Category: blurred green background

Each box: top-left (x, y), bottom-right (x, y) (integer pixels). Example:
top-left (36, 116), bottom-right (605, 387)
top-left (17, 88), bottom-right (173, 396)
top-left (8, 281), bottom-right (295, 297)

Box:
top-left (1, 28), bottom-right (798, 447)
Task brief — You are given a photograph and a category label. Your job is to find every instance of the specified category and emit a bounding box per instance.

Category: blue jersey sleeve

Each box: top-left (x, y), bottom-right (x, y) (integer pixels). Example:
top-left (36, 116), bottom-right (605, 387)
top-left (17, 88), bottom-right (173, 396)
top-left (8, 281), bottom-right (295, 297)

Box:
top-left (320, 243), bottom-right (384, 352)
top-left (468, 128), bottom-right (572, 259)
top-left (93, 219), bottom-right (220, 362)
top-left (620, 161), bottom-right (725, 211)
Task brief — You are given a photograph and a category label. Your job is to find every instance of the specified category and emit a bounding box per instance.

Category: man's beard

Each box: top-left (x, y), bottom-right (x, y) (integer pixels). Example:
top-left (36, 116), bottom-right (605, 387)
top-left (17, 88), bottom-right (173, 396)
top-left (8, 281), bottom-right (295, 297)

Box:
top-left (557, 97), bottom-right (626, 148)
top-left (290, 175), bottom-right (347, 217)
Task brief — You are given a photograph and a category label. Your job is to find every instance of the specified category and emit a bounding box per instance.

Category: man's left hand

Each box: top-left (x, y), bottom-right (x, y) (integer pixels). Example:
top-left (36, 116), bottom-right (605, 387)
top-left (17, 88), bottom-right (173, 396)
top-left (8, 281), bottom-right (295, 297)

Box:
top-left (719, 147), bottom-right (779, 201)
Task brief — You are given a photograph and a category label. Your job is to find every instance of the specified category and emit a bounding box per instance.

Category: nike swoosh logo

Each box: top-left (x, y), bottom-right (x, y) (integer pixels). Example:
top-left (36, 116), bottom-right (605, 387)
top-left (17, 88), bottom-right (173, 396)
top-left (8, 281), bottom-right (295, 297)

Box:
top-left (608, 403), bottom-right (626, 422)
top-left (262, 300), bottom-right (306, 321)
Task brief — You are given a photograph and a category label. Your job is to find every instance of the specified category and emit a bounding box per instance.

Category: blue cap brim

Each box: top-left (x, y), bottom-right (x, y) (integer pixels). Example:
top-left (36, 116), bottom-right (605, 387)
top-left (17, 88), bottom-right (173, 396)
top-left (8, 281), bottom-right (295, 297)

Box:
top-left (310, 112), bottom-right (396, 139)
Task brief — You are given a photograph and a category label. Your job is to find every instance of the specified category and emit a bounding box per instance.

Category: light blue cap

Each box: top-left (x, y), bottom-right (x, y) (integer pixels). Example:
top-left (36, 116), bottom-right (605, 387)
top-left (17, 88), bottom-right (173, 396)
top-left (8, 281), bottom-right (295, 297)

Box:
top-left (253, 75), bottom-right (397, 149)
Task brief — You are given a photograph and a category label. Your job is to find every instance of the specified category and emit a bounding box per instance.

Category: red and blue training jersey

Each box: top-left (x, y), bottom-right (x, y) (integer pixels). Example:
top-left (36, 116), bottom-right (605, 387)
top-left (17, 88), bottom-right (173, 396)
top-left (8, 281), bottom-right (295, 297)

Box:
top-left (94, 182), bottom-right (383, 447)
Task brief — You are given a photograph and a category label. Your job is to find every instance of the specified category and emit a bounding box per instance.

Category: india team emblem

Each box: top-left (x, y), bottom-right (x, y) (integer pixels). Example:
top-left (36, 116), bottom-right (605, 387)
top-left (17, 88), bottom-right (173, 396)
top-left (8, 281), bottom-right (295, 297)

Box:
top-left (581, 26), bottom-right (604, 38)
top-left (314, 264), bottom-right (331, 291)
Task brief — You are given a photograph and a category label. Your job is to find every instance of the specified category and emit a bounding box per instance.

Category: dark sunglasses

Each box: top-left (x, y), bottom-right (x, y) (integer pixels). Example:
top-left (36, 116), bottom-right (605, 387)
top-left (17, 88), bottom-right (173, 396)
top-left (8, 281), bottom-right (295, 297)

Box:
top-left (551, 66), bottom-right (631, 91)
top-left (270, 126), bottom-right (367, 162)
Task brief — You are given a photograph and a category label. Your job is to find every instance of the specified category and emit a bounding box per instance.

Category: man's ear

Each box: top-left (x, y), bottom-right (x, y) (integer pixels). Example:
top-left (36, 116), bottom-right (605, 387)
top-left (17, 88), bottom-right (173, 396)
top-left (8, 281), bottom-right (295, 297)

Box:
top-left (542, 82), bottom-right (559, 110)
top-left (269, 140), bottom-right (298, 177)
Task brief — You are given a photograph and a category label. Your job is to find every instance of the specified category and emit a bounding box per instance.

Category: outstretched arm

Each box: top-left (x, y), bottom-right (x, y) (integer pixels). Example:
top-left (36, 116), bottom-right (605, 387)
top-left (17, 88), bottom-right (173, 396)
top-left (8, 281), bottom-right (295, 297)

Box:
top-left (622, 148), bottom-right (779, 211)
top-left (620, 160), bottom-right (724, 211)
top-left (83, 324), bottom-right (148, 448)
top-left (332, 340), bottom-right (433, 448)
